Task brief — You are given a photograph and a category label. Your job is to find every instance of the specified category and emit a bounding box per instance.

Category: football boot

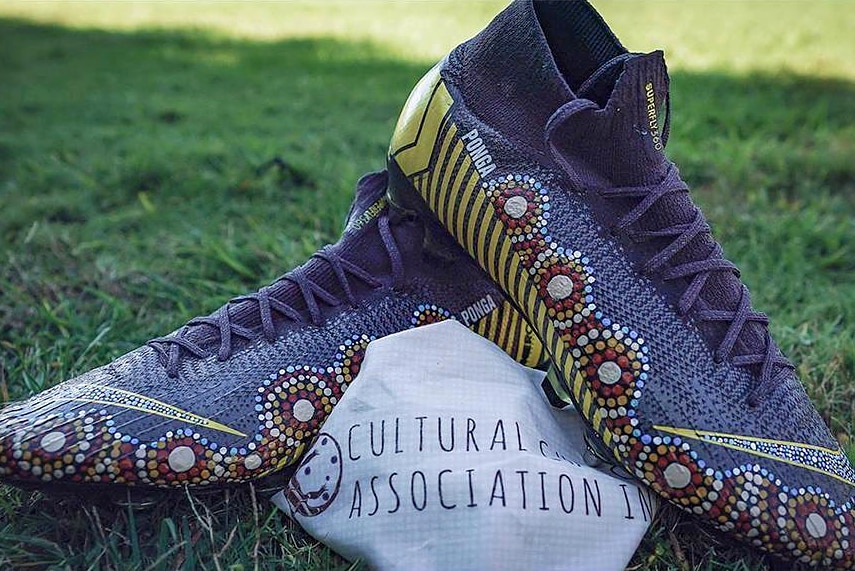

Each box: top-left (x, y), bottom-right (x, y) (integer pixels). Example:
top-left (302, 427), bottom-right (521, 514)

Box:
top-left (0, 171), bottom-right (545, 490)
top-left (387, 1), bottom-right (855, 567)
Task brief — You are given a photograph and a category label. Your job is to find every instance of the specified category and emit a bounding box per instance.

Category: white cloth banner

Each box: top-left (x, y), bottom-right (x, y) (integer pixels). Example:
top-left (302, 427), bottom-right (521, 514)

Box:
top-left (272, 320), bottom-right (657, 571)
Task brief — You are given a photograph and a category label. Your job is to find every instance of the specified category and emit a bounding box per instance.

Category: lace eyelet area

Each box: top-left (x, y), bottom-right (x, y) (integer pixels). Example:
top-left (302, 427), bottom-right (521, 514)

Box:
top-left (548, 126), bottom-right (795, 402)
top-left (147, 211), bottom-right (402, 374)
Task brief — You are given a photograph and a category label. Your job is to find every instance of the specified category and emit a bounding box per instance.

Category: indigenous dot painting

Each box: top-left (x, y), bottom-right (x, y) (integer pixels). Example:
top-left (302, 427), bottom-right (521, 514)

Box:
top-left (483, 174), bottom-right (649, 444)
top-left (483, 173), bottom-right (855, 567)
top-left (411, 304), bottom-right (452, 327)
top-left (0, 306), bottom-right (453, 488)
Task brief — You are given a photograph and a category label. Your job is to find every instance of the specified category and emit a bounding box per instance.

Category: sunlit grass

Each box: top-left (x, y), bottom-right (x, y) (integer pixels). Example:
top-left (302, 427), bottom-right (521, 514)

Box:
top-left (1, 1), bottom-right (854, 77)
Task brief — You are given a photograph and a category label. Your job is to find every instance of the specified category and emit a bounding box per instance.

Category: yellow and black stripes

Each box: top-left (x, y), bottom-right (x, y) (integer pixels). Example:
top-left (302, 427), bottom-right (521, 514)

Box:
top-left (472, 300), bottom-right (548, 369)
top-left (389, 67), bottom-right (550, 375)
top-left (389, 71), bottom-right (629, 449)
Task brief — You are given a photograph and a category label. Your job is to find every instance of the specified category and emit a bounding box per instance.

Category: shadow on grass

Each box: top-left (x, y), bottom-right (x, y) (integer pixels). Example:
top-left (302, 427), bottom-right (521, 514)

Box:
top-left (0, 18), bottom-right (430, 240)
top-left (1, 18), bottom-right (854, 571)
top-left (1, 18), bottom-right (854, 244)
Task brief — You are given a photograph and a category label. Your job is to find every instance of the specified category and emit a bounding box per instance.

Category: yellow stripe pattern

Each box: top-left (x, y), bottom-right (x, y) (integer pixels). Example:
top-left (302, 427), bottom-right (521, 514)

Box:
top-left (389, 72), bottom-right (606, 443)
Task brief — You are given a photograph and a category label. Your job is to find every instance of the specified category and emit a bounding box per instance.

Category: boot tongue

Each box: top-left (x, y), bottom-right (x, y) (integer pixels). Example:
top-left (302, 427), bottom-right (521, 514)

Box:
top-left (554, 51), bottom-right (772, 379)
top-left (555, 50), bottom-right (671, 187)
top-left (595, 50), bottom-right (671, 152)
top-left (344, 170), bottom-right (389, 233)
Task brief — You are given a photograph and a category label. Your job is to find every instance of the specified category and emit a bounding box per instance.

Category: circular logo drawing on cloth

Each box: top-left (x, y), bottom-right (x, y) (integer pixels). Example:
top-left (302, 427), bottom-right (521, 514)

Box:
top-left (285, 433), bottom-right (343, 517)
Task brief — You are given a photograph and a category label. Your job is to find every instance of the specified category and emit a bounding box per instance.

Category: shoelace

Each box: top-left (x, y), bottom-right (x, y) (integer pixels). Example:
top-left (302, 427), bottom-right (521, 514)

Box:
top-left (547, 135), bottom-right (794, 407)
top-left (147, 214), bottom-right (404, 378)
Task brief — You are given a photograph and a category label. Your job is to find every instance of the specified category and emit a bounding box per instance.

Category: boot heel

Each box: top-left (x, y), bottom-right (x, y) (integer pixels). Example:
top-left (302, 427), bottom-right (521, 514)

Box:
top-left (387, 157), bottom-right (462, 259)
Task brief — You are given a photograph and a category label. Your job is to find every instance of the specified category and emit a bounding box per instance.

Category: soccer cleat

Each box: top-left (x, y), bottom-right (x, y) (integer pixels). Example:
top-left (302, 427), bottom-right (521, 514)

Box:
top-left (0, 171), bottom-right (545, 490)
top-left (387, 0), bottom-right (855, 567)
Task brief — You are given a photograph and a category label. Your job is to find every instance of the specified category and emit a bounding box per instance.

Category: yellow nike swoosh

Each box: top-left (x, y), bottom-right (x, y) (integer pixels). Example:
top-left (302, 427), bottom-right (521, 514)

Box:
top-left (655, 425), bottom-right (855, 487)
top-left (49, 384), bottom-right (246, 437)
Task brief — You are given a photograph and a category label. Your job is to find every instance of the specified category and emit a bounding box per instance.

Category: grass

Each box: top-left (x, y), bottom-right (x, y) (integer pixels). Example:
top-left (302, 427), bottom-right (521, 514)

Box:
top-left (0, 1), bottom-right (853, 569)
